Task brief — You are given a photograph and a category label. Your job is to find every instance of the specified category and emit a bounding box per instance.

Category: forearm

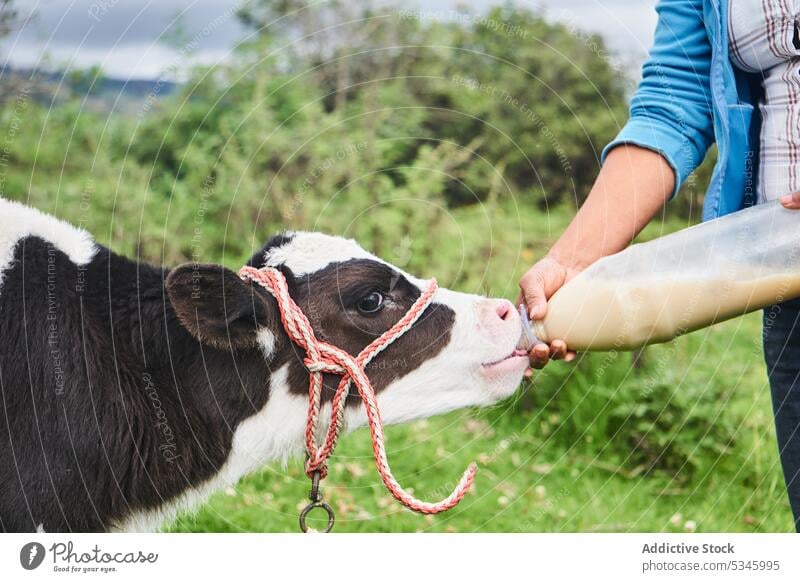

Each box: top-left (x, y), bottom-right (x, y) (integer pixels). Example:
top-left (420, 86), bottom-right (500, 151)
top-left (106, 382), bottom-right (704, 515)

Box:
top-left (548, 144), bottom-right (675, 270)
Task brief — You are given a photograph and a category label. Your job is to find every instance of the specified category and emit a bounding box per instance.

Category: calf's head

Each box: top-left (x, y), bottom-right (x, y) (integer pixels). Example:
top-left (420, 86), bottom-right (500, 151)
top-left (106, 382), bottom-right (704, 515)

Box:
top-left (166, 232), bottom-right (527, 425)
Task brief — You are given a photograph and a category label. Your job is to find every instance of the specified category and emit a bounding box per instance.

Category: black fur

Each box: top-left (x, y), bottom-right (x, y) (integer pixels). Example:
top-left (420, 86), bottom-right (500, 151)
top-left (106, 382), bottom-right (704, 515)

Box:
top-left (0, 237), bottom-right (273, 532)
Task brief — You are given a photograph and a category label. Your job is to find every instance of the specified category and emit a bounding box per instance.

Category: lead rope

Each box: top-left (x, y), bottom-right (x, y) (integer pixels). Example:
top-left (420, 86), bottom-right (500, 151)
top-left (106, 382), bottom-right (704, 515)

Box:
top-left (239, 266), bottom-right (477, 532)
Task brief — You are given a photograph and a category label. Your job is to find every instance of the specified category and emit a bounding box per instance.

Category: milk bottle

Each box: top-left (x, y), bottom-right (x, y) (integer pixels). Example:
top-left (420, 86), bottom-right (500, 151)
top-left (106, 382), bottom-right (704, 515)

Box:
top-left (521, 201), bottom-right (800, 351)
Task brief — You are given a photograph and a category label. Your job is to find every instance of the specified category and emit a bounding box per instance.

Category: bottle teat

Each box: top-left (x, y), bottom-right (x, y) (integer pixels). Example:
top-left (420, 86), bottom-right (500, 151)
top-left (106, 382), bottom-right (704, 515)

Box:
top-left (518, 304), bottom-right (541, 349)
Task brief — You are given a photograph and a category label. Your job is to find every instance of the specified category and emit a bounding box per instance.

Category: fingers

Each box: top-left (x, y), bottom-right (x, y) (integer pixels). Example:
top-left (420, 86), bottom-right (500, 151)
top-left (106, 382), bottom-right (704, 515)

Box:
top-left (521, 281), bottom-right (547, 320)
top-left (519, 269), bottom-right (549, 321)
top-left (549, 339), bottom-right (568, 360)
top-left (529, 343), bottom-right (551, 369)
top-left (527, 340), bottom-right (577, 370)
top-left (780, 192), bottom-right (800, 209)
top-left (519, 258), bottom-right (576, 372)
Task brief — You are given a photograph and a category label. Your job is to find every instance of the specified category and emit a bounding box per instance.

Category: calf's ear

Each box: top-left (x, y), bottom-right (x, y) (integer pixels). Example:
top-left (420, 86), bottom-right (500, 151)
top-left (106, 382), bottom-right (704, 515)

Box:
top-left (166, 263), bottom-right (278, 351)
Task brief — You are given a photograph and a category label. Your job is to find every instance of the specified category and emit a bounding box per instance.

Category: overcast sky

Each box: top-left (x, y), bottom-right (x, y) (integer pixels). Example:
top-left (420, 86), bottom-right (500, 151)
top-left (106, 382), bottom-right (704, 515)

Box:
top-left (2, 0), bottom-right (658, 80)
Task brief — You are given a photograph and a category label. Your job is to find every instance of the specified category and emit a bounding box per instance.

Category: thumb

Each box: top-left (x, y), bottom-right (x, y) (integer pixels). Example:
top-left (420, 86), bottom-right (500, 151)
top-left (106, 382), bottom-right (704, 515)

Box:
top-left (780, 192), bottom-right (800, 209)
top-left (519, 270), bottom-right (549, 321)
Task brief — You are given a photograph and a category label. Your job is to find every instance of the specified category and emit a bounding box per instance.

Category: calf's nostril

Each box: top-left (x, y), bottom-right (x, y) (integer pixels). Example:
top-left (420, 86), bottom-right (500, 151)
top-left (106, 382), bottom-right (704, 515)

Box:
top-left (496, 301), bottom-right (512, 321)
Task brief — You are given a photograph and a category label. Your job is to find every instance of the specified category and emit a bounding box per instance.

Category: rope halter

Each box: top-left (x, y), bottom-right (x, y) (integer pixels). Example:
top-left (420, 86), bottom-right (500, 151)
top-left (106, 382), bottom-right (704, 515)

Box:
top-left (238, 265), bottom-right (477, 531)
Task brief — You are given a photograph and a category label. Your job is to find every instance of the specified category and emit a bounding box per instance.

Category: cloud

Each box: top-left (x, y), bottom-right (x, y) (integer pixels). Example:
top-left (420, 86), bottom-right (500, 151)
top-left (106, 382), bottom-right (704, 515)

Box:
top-left (1, 0), bottom-right (247, 79)
top-left (1, 0), bottom-right (657, 80)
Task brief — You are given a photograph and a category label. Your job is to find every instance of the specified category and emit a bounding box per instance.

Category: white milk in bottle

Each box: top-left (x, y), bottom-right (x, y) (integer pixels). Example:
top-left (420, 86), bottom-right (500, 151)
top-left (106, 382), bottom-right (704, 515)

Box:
top-left (521, 201), bottom-right (800, 351)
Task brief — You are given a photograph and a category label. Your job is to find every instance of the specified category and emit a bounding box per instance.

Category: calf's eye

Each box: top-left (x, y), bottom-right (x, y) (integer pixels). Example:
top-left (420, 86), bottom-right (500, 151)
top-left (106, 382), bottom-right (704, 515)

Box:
top-left (357, 291), bottom-right (385, 314)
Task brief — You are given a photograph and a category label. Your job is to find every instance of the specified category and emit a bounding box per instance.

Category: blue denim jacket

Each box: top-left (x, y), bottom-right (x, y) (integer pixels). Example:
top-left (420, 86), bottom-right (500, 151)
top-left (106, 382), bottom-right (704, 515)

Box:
top-left (601, 0), bottom-right (762, 220)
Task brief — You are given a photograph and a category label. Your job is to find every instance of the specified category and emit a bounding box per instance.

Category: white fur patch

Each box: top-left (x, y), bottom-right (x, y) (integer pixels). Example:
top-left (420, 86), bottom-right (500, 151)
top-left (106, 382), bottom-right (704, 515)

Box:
top-left (257, 328), bottom-right (277, 358)
top-left (266, 232), bottom-right (381, 276)
top-left (223, 365), bottom-right (308, 469)
top-left (114, 365), bottom-right (306, 532)
top-left (0, 198), bottom-right (96, 286)
top-left (265, 231), bottom-right (427, 288)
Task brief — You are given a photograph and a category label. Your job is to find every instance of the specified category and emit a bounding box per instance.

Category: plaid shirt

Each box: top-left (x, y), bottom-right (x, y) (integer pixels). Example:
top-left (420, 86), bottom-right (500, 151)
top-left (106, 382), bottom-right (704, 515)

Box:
top-left (729, 0), bottom-right (800, 201)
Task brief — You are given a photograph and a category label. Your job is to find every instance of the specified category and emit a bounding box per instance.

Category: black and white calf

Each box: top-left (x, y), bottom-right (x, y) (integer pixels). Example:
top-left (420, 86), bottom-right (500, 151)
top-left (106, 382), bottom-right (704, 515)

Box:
top-left (0, 198), bottom-right (528, 532)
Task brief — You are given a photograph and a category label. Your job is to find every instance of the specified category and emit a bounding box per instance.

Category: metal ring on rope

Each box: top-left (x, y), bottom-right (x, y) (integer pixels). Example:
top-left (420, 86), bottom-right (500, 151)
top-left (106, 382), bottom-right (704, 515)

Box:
top-left (299, 501), bottom-right (335, 533)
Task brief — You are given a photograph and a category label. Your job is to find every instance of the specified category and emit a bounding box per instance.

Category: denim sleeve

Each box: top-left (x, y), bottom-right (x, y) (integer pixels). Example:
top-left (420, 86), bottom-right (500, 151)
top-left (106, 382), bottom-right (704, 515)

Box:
top-left (602, 0), bottom-right (715, 199)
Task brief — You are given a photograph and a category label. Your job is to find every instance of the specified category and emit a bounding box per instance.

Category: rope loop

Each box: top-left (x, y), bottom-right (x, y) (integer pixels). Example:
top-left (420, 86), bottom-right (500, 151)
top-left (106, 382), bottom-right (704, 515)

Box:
top-left (238, 265), bottom-right (477, 526)
top-left (304, 358), bottom-right (344, 374)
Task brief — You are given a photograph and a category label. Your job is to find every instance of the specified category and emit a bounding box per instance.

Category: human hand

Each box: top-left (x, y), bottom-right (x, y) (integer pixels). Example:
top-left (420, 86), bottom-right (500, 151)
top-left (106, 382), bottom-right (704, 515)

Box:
top-left (518, 256), bottom-right (578, 370)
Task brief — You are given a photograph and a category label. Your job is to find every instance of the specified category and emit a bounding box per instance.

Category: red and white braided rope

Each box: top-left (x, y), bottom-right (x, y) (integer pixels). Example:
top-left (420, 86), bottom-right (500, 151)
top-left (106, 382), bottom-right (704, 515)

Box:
top-left (239, 265), bottom-right (477, 514)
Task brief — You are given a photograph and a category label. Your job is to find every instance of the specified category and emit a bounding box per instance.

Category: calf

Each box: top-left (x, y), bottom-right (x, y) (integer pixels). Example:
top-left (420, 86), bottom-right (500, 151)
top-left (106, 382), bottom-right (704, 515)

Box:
top-left (0, 198), bottom-right (528, 532)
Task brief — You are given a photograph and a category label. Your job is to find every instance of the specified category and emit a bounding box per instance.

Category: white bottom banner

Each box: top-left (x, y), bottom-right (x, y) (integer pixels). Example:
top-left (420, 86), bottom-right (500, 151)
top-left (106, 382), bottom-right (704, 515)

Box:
top-left (1, 533), bottom-right (798, 581)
